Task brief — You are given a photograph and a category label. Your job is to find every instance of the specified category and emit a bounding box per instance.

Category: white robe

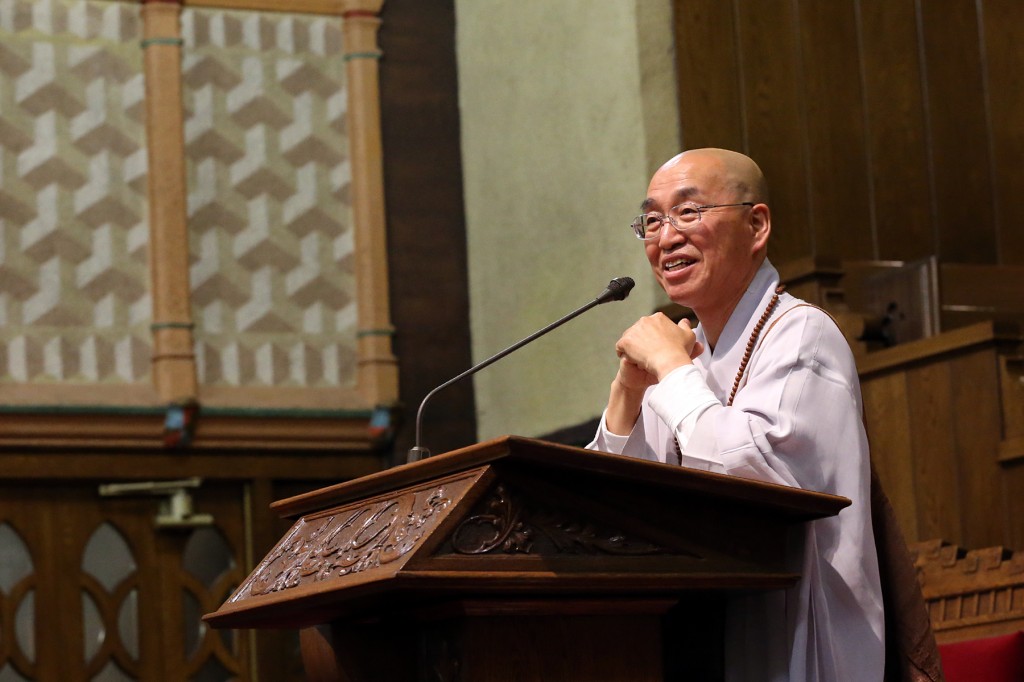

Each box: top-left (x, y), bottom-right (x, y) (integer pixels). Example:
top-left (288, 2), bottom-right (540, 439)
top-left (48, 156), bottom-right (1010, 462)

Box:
top-left (589, 259), bottom-right (885, 681)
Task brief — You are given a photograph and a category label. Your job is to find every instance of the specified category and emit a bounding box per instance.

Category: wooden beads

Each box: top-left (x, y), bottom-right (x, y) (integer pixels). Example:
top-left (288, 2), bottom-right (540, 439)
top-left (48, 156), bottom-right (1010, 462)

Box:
top-left (727, 285), bottom-right (785, 407)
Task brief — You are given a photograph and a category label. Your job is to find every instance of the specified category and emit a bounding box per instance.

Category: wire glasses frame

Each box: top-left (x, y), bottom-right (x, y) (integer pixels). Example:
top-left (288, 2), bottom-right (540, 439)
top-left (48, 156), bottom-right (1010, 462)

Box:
top-left (630, 201), bottom-right (755, 240)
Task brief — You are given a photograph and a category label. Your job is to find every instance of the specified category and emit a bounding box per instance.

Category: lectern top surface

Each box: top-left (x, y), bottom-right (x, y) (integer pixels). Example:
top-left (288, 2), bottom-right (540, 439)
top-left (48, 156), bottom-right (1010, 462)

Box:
top-left (271, 435), bottom-right (849, 521)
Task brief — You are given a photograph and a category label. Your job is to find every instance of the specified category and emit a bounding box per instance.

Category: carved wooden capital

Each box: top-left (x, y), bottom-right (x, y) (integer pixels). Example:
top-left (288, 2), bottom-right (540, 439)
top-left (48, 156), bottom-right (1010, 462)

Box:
top-left (141, 1), bottom-right (182, 40)
top-left (338, 0), bottom-right (384, 17)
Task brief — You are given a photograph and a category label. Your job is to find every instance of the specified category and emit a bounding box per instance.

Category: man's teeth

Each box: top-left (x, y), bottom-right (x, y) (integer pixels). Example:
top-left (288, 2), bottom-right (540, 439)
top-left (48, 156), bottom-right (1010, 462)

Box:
top-left (664, 259), bottom-right (694, 271)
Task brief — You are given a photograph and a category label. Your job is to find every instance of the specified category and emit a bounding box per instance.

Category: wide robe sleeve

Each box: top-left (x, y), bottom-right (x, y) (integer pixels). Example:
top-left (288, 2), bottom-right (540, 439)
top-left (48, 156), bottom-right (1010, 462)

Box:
top-left (589, 303), bottom-right (869, 495)
top-left (671, 305), bottom-right (869, 494)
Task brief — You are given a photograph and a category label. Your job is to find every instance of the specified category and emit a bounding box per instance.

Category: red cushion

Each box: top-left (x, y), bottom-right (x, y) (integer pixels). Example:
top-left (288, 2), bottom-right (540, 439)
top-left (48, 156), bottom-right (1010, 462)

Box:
top-left (940, 631), bottom-right (1024, 682)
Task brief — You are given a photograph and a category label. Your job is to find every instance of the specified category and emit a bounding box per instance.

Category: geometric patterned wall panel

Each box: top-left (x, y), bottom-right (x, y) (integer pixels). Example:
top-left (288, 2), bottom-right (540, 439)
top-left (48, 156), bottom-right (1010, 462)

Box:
top-left (0, 0), bottom-right (150, 386)
top-left (182, 7), bottom-right (356, 389)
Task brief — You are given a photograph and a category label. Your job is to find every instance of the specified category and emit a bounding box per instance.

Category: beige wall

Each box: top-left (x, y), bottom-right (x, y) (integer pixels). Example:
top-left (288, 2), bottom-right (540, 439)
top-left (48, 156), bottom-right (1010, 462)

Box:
top-left (456, 0), bottom-right (679, 440)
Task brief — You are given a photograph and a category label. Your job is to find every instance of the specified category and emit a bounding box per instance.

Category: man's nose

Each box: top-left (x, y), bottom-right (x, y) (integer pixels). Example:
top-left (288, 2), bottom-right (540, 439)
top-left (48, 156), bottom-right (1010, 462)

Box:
top-left (656, 221), bottom-right (686, 249)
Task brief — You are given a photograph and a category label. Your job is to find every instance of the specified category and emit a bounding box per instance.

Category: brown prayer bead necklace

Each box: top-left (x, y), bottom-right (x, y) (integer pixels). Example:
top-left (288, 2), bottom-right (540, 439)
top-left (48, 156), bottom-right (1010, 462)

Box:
top-left (727, 285), bottom-right (785, 406)
top-left (673, 285), bottom-right (785, 464)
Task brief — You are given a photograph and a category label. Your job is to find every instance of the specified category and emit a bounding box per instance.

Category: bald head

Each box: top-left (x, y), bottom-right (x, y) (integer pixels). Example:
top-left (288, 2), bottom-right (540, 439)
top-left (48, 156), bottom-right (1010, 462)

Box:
top-left (641, 148), bottom-right (772, 335)
top-left (657, 148), bottom-right (769, 205)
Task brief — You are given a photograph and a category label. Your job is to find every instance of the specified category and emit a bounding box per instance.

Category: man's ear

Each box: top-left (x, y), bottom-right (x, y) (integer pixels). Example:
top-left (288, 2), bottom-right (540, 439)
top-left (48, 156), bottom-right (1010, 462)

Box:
top-left (749, 203), bottom-right (771, 253)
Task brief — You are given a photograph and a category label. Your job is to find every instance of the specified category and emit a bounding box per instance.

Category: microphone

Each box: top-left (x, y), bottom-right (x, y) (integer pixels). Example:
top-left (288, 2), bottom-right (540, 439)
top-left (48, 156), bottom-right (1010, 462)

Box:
top-left (407, 276), bottom-right (635, 463)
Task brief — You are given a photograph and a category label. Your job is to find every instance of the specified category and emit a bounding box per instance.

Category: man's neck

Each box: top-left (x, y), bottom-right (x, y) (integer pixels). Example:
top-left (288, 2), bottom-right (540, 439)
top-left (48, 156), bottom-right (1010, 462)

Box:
top-left (696, 304), bottom-right (737, 352)
top-left (695, 259), bottom-right (767, 351)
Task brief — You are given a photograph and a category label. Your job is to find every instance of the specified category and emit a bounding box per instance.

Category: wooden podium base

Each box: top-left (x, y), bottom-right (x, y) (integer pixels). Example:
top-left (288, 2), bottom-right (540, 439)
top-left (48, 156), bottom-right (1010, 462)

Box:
top-left (300, 599), bottom-right (677, 681)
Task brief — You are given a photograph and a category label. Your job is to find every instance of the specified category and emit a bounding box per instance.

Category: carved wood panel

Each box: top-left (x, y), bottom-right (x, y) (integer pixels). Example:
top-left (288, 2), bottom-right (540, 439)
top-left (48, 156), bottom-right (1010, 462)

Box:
top-left (441, 482), bottom-right (672, 558)
top-left (230, 474), bottom-right (476, 604)
top-left (0, 481), bottom-right (249, 680)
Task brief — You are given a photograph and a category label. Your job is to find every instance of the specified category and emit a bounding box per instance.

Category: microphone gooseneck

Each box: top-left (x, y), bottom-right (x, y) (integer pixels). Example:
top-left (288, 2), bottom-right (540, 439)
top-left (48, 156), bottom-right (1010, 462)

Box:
top-left (407, 276), bottom-right (635, 463)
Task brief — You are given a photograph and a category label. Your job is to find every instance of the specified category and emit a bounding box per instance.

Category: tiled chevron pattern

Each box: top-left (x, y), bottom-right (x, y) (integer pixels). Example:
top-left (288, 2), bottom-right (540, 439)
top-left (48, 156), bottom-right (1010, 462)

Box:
top-left (0, 0), bottom-right (151, 385)
top-left (182, 8), bottom-right (357, 389)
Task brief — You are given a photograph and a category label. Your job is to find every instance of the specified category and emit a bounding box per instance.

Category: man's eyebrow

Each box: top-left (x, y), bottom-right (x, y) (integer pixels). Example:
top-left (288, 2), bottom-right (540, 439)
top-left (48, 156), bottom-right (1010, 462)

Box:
top-left (640, 186), bottom-right (699, 211)
top-left (672, 186), bottom-right (700, 203)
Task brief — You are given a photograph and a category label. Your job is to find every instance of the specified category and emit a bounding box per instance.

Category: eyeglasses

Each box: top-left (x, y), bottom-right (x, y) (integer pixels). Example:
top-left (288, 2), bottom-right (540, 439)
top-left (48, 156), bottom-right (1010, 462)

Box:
top-left (630, 201), bottom-right (755, 240)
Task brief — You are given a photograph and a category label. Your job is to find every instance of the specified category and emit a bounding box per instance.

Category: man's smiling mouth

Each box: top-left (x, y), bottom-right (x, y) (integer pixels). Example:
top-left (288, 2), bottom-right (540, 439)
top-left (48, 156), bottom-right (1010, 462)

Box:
top-left (664, 258), bottom-right (696, 272)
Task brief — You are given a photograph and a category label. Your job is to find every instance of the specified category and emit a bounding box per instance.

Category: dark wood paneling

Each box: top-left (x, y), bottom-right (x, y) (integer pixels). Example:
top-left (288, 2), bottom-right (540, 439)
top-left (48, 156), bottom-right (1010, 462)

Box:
top-left (735, 0), bottom-right (812, 263)
top-left (856, 0), bottom-right (933, 261)
top-left (918, 0), bottom-right (996, 263)
top-left (905, 362), bottom-right (963, 542)
top-left (858, 324), bottom-right (1024, 549)
top-left (980, 0), bottom-right (1024, 265)
top-left (1004, 466), bottom-right (1024, 551)
top-left (862, 371), bottom-right (918, 540)
top-left (674, 0), bottom-right (1024, 266)
top-left (798, 0), bottom-right (873, 260)
top-left (949, 349), bottom-right (1004, 547)
top-left (379, 0), bottom-right (477, 464)
top-left (673, 0), bottom-right (744, 151)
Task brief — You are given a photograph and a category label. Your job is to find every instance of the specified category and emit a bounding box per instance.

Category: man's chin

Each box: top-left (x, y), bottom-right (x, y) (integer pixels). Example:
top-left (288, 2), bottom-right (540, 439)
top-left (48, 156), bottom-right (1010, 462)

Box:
top-left (663, 283), bottom-right (698, 308)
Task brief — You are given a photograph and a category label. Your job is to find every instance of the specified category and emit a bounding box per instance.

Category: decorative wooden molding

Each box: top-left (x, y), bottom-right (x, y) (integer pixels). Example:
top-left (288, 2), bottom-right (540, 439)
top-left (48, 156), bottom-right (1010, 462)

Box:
top-left (142, 1), bottom-right (199, 404)
top-left (0, 407), bottom-right (383, 450)
top-left (444, 483), bottom-right (672, 557)
top-left (341, 2), bottom-right (398, 408)
top-left (0, 448), bottom-right (383, 481)
top-left (857, 321), bottom-right (1021, 378)
top-left (999, 355), bottom-right (1024, 456)
top-left (998, 435), bottom-right (1024, 464)
top-left (910, 539), bottom-right (1024, 643)
top-left (182, 0), bottom-right (350, 15)
top-left (775, 255), bottom-right (844, 291)
top-left (174, 1), bottom-right (385, 18)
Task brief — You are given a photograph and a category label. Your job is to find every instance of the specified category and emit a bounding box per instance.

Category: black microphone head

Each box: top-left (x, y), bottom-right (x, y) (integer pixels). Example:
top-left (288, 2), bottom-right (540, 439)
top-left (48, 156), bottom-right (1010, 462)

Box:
top-left (596, 276), bottom-right (635, 304)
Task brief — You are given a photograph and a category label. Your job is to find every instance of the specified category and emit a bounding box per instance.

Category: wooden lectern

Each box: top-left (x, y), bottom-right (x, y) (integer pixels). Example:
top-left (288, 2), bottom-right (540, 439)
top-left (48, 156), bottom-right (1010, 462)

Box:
top-left (205, 436), bottom-right (848, 681)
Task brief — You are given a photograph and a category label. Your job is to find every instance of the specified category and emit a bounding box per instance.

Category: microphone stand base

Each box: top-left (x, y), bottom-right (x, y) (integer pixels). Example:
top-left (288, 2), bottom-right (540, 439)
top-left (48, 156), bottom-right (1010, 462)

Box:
top-left (406, 446), bottom-right (431, 464)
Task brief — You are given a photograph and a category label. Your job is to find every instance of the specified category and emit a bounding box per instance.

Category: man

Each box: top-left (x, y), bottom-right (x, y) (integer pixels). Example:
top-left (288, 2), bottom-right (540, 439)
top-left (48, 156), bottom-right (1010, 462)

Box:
top-left (588, 149), bottom-right (885, 680)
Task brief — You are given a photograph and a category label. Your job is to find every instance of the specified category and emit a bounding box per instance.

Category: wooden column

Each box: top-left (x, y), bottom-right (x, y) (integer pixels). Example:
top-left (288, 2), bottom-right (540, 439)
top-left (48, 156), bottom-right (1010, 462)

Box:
top-left (340, 0), bottom-right (398, 407)
top-left (141, 0), bottom-right (198, 403)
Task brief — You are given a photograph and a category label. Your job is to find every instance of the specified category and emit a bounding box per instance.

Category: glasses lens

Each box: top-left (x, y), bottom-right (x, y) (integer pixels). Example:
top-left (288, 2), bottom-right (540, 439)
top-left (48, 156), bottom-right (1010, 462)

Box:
top-left (632, 214), bottom-right (657, 239)
top-left (674, 203), bottom-right (701, 225)
top-left (633, 205), bottom-right (703, 240)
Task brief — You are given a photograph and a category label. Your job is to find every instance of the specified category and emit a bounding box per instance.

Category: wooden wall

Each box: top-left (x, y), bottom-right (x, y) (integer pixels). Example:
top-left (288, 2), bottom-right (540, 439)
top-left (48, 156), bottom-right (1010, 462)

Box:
top-left (673, 0), bottom-right (1024, 266)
